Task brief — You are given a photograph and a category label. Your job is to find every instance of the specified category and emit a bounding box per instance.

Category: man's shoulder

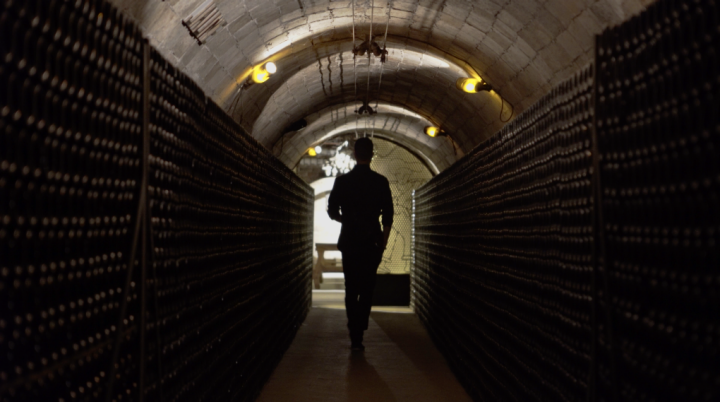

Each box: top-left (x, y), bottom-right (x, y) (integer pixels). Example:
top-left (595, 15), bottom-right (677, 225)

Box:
top-left (335, 172), bottom-right (351, 183)
top-left (369, 170), bottom-right (390, 183)
top-left (341, 166), bottom-right (389, 184)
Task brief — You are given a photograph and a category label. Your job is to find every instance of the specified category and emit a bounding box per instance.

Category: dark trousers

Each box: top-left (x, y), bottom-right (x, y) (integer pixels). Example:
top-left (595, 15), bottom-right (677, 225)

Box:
top-left (342, 247), bottom-right (382, 338)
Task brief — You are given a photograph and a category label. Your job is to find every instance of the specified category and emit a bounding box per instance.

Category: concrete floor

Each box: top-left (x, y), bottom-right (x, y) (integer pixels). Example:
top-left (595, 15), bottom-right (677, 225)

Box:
top-left (256, 291), bottom-right (472, 402)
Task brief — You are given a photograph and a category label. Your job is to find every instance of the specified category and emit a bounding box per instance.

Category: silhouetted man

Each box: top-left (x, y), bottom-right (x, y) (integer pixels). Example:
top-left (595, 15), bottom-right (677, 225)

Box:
top-left (327, 138), bottom-right (393, 351)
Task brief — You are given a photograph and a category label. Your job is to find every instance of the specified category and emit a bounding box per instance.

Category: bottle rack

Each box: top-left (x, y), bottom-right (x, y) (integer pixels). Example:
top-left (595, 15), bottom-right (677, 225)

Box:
top-left (413, 0), bottom-right (719, 400)
top-left (0, 1), bottom-right (314, 401)
top-left (414, 65), bottom-right (595, 401)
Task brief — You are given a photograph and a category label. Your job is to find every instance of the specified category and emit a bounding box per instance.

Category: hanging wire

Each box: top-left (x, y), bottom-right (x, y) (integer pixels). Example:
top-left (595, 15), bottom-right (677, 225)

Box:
top-left (365, 55), bottom-right (372, 106)
top-left (227, 81), bottom-right (245, 117)
top-left (227, 84), bottom-right (248, 133)
top-left (371, 0), bottom-right (391, 138)
top-left (381, 0), bottom-right (390, 48)
top-left (239, 91), bottom-right (245, 130)
top-left (448, 135), bottom-right (458, 156)
top-left (369, 0), bottom-right (374, 40)
top-left (360, 0), bottom-right (372, 137)
top-left (351, 0), bottom-right (355, 47)
top-left (355, 51), bottom-right (360, 138)
top-left (411, 44), bottom-right (512, 125)
top-left (499, 96), bottom-right (515, 122)
top-left (365, 0), bottom-right (374, 108)
top-left (352, 0), bottom-right (359, 138)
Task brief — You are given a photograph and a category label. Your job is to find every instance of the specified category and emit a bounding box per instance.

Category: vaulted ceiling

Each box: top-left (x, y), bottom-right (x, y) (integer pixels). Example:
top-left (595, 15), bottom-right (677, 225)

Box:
top-left (110, 0), bottom-right (652, 170)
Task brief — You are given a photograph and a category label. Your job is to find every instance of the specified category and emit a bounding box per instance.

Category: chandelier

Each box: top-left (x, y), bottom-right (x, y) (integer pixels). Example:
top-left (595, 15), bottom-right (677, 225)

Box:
top-left (322, 141), bottom-right (356, 177)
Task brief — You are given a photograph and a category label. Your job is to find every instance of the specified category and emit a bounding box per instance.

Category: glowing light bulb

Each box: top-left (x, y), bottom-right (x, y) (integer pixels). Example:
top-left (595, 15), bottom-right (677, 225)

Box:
top-left (308, 148), bottom-right (317, 157)
top-left (314, 145), bottom-right (322, 154)
top-left (456, 78), bottom-right (480, 93)
top-left (456, 77), bottom-right (492, 93)
top-left (251, 62), bottom-right (278, 83)
top-left (425, 126), bottom-right (439, 137)
top-left (252, 70), bottom-right (269, 83)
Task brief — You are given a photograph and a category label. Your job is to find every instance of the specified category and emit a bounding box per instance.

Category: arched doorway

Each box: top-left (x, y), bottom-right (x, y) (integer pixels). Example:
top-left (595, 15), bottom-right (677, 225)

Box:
top-left (299, 136), bottom-right (434, 302)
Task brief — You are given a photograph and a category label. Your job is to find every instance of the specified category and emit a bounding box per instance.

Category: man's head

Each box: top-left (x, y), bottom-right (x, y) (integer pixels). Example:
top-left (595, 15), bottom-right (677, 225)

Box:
top-left (354, 138), bottom-right (373, 164)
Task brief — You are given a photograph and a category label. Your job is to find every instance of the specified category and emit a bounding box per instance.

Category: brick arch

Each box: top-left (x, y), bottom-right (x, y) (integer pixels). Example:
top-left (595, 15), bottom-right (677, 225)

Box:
top-left (274, 103), bottom-right (457, 171)
top-left (291, 129), bottom-right (446, 175)
top-left (245, 46), bottom-right (506, 152)
top-left (111, 0), bottom-right (652, 151)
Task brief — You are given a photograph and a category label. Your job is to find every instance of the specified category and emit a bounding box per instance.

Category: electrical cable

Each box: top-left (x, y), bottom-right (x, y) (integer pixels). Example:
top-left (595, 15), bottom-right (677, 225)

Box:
top-left (227, 84), bottom-right (243, 116)
top-left (371, 1), bottom-right (391, 138)
top-left (352, 0), bottom-right (359, 138)
top-left (381, 0), bottom-right (390, 46)
top-left (499, 96), bottom-right (514, 122)
top-left (409, 44), bottom-right (512, 125)
top-left (448, 134), bottom-right (458, 156)
top-left (365, 0), bottom-right (374, 108)
top-left (365, 112), bottom-right (369, 137)
top-left (365, 54), bottom-right (372, 107)
top-left (369, 0), bottom-right (374, 40)
top-left (355, 53), bottom-right (359, 138)
top-left (351, 0), bottom-right (355, 47)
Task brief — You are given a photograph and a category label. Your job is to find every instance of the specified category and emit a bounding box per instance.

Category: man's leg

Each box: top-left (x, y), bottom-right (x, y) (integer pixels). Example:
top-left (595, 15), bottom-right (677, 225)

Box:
top-left (342, 251), bottom-right (364, 345)
top-left (343, 267), bottom-right (363, 332)
top-left (355, 267), bottom-right (377, 332)
top-left (342, 248), bottom-right (381, 349)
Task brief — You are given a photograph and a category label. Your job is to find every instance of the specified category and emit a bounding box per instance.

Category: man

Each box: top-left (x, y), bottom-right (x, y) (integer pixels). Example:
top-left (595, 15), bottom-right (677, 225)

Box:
top-left (327, 137), bottom-right (393, 351)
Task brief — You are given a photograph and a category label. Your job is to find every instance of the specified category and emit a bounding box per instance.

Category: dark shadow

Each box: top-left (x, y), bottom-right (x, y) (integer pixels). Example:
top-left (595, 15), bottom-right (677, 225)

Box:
top-left (371, 312), bottom-right (440, 375)
top-left (346, 352), bottom-right (397, 402)
top-left (370, 311), bottom-right (467, 401)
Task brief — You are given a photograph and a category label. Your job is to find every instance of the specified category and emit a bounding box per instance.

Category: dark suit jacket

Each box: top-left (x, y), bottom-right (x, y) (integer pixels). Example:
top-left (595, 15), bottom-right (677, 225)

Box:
top-left (327, 164), bottom-right (393, 252)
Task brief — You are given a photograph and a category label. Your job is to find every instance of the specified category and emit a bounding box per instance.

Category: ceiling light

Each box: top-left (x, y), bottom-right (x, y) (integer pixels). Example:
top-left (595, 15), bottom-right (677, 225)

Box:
top-left (456, 78), bottom-right (493, 93)
top-left (308, 148), bottom-right (317, 157)
top-left (322, 148), bottom-right (355, 177)
top-left (314, 145), bottom-right (323, 154)
top-left (353, 35), bottom-right (388, 62)
top-left (265, 62), bottom-right (277, 74)
top-left (425, 126), bottom-right (443, 137)
top-left (356, 100), bottom-right (376, 115)
top-left (251, 62), bottom-right (278, 83)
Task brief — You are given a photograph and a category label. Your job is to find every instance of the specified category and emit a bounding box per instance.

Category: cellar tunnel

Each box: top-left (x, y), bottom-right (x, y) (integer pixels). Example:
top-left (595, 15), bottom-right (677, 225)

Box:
top-left (1, 0), bottom-right (719, 401)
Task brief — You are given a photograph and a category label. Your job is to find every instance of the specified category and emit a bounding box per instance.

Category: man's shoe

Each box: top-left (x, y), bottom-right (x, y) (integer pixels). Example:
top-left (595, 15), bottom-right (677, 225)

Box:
top-left (350, 343), bottom-right (365, 352)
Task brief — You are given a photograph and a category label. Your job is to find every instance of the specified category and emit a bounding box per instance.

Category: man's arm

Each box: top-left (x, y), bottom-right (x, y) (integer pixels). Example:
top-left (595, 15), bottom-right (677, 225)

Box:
top-left (382, 225), bottom-right (391, 249)
top-left (380, 178), bottom-right (393, 249)
top-left (327, 178), bottom-right (342, 223)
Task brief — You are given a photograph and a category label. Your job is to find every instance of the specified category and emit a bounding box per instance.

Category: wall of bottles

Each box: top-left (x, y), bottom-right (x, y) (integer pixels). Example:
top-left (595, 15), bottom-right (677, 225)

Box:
top-left (594, 0), bottom-right (719, 400)
top-left (413, 0), bottom-right (719, 400)
top-left (0, 1), bottom-right (314, 401)
top-left (414, 64), bottom-right (595, 401)
top-left (1, 1), bottom-right (145, 400)
top-left (145, 51), bottom-right (313, 402)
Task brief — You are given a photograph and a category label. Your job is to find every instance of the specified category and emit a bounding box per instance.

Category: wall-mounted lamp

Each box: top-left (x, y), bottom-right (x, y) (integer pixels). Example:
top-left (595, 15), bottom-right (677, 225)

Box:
top-left (307, 147), bottom-right (317, 157)
top-left (456, 78), bottom-right (492, 93)
top-left (251, 62), bottom-right (277, 84)
top-left (229, 61), bottom-right (279, 118)
top-left (425, 126), bottom-right (445, 137)
top-left (425, 126), bottom-right (458, 155)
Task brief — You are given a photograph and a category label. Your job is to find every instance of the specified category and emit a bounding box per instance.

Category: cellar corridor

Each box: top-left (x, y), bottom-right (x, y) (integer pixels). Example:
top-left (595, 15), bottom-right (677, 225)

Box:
top-left (2, 0), bottom-right (719, 401)
top-left (255, 292), bottom-right (472, 402)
